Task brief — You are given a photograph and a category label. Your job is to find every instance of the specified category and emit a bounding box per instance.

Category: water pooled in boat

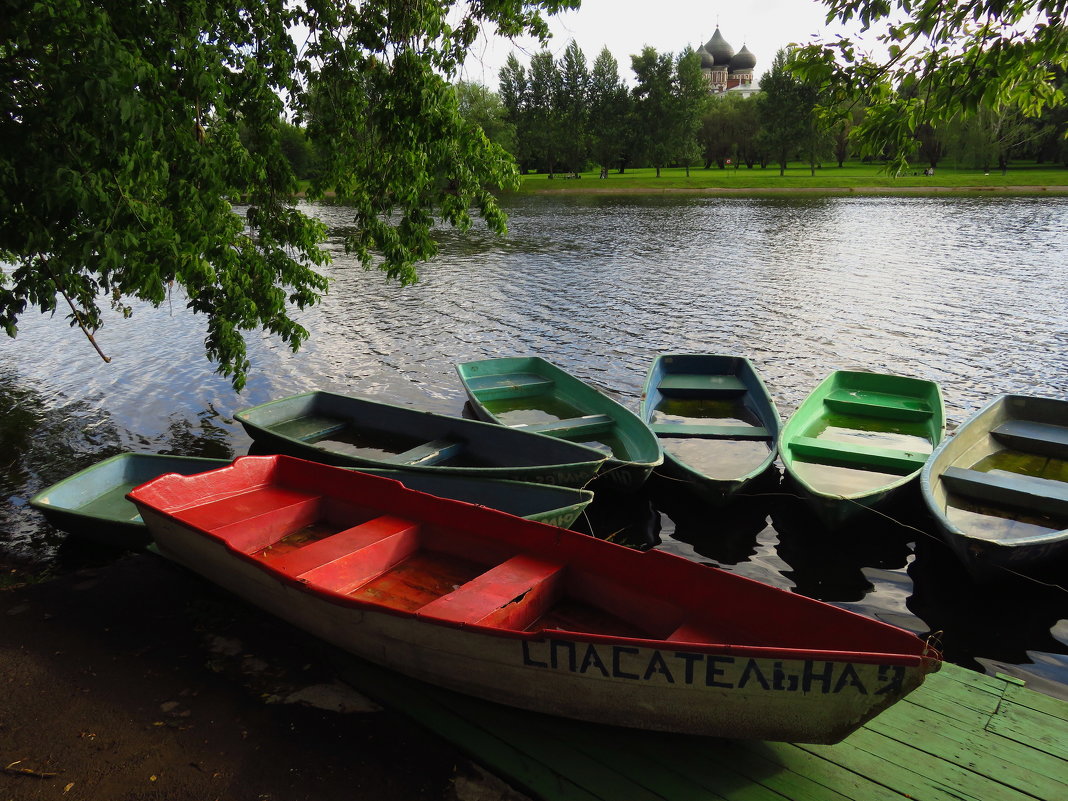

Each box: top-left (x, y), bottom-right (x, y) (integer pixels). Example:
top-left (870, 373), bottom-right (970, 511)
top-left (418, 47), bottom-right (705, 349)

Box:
top-left (813, 423), bottom-right (933, 454)
top-left (484, 395), bottom-right (625, 458)
top-left (790, 461), bottom-right (906, 495)
top-left (945, 502), bottom-right (1064, 543)
top-left (971, 450), bottom-right (1068, 483)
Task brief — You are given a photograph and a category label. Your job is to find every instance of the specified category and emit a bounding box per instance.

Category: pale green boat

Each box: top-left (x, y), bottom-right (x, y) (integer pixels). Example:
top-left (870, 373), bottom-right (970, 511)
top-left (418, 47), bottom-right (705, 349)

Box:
top-left (455, 356), bottom-right (663, 489)
top-left (30, 452), bottom-right (596, 549)
top-left (920, 394), bottom-right (1068, 583)
top-left (779, 370), bottom-right (945, 529)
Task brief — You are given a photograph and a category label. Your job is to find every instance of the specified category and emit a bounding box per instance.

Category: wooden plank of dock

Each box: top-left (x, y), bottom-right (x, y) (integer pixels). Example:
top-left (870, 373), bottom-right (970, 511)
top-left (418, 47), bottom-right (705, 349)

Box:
top-left (328, 653), bottom-right (1068, 801)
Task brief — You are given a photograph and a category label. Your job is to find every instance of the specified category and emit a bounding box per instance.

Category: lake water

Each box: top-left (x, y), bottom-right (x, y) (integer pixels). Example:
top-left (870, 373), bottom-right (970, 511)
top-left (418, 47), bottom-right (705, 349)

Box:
top-left (2, 194), bottom-right (1067, 697)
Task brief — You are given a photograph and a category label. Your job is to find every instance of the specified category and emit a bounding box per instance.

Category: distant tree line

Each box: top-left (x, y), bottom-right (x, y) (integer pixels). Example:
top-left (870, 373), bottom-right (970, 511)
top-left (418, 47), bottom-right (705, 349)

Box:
top-left (272, 42), bottom-right (1066, 180)
top-left (475, 43), bottom-right (1068, 177)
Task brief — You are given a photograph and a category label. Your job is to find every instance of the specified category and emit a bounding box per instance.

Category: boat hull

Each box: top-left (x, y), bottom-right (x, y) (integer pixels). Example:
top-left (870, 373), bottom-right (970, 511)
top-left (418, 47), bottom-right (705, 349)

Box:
top-left (779, 371), bottom-right (945, 529)
top-left (921, 394), bottom-right (1068, 582)
top-left (456, 356), bottom-right (663, 490)
top-left (640, 354), bottom-right (780, 505)
top-left (145, 509), bottom-right (931, 743)
top-left (130, 456), bottom-right (938, 744)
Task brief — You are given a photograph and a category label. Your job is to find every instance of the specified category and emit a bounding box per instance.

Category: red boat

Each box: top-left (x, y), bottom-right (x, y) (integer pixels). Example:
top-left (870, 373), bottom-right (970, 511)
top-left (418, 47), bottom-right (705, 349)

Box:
top-left (128, 455), bottom-right (940, 744)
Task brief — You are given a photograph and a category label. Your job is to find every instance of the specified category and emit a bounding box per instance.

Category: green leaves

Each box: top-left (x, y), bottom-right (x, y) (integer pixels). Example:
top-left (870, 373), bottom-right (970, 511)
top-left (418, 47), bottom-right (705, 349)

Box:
top-left (792, 1), bottom-right (1068, 174)
top-left (2, 0), bottom-right (566, 389)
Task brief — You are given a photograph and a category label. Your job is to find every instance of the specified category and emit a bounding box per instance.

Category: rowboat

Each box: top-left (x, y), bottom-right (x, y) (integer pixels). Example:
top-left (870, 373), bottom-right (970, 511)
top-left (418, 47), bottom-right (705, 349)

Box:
top-left (234, 391), bottom-right (605, 488)
top-left (455, 356), bottom-right (662, 489)
top-left (779, 371), bottom-right (945, 528)
top-left (128, 455), bottom-right (940, 744)
top-left (29, 453), bottom-right (229, 548)
top-left (920, 394), bottom-right (1068, 582)
top-left (640, 354), bottom-right (780, 504)
top-left (29, 454), bottom-right (596, 548)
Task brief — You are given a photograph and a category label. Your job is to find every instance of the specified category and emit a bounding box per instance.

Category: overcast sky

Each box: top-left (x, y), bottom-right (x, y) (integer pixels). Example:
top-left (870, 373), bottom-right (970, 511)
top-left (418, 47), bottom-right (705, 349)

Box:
top-left (457, 0), bottom-right (872, 88)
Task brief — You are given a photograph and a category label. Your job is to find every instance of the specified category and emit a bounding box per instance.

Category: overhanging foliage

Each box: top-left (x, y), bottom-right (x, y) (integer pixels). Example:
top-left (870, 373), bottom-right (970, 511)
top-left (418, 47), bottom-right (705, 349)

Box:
top-left (792, 0), bottom-right (1067, 174)
top-left (0, 0), bottom-right (576, 388)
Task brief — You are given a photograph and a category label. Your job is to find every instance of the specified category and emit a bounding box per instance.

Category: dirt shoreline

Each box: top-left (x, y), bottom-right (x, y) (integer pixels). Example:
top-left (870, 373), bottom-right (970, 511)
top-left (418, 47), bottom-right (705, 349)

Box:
top-left (0, 555), bottom-right (524, 801)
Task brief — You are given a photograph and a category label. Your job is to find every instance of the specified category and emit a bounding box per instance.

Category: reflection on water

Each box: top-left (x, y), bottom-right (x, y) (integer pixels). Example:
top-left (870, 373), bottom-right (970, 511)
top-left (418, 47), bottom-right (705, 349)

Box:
top-left (2, 194), bottom-right (1067, 693)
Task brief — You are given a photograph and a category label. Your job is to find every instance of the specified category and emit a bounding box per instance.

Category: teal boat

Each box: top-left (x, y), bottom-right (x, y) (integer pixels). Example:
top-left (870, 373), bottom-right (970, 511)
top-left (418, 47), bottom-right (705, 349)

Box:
top-left (235, 391), bottom-right (605, 488)
top-left (920, 394), bottom-right (1068, 583)
top-left (779, 370), bottom-right (945, 529)
top-left (30, 453), bottom-right (596, 549)
top-left (455, 356), bottom-right (663, 489)
top-left (29, 453), bottom-right (230, 548)
top-left (640, 354), bottom-right (780, 504)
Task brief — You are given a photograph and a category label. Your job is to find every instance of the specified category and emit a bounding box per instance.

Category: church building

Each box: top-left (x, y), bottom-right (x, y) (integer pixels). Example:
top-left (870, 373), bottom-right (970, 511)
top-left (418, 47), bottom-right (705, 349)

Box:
top-left (695, 27), bottom-right (758, 97)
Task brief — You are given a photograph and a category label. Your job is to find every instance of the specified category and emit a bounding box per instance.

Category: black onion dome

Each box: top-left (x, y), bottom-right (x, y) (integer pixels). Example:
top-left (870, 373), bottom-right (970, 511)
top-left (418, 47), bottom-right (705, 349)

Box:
top-left (730, 44), bottom-right (756, 71)
top-left (696, 45), bottom-right (716, 69)
top-left (704, 28), bottom-right (734, 66)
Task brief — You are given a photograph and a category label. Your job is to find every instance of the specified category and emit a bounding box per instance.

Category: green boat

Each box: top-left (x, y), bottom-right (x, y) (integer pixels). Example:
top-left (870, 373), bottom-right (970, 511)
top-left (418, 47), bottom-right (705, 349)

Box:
top-left (779, 370), bottom-right (945, 529)
top-left (920, 394), bottom-right (1068, 583)
top-left (29, 453), bottom-right (596, 549)
top-left (235, 391), bottom-right (605, 488)
top-left (455, 356), bottom-right (663, 489)
top-left (640, 353), bottom-right (780, 504)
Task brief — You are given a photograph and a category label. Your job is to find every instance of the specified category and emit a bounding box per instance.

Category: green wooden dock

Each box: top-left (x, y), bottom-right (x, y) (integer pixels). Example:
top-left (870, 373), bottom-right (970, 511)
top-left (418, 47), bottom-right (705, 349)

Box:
top-left (330, 654), bottom-right (1067, 800)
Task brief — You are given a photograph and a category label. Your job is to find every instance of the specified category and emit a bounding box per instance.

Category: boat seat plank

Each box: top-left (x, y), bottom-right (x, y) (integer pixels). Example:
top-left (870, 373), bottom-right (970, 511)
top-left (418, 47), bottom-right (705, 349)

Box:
top-left (175, 486), bottom-right (320, 533)
top-left (465, 373), bottom-right (555, 402)
top-left (297, 524), bottom-right (422, 595)
top-left (789, 436), bottom-right (930, 473)
top-left (418, 554), bottom-right (566, 630)
top-left (264, 516), bottom-right (420, 576)
top-left (665, 621), bottom-right (718, 643)
top-left (209, 496), bottom-right (324, 554)
top-left (268, 415), bottom-right (349, 442)
top-left (823, 389), bottom-right (933, 422)
top-left (657, 374), bottom-right (747, 397)
top-left (515, 414), bottom-right (614, 438)
top-left (941, 467), bottom-right (1068, 518)
top-left (385, 439), bottom-right (464, 467)
top-left (992, 420), bottom-right (1068, 460)
top-left (651, 422), bottom-right (771, 440)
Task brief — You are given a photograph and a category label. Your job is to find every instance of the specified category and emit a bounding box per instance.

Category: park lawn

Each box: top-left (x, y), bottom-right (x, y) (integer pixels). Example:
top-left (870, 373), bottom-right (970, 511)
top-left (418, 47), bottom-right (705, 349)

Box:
top-left (514, 162), bottom-right (1068, 193)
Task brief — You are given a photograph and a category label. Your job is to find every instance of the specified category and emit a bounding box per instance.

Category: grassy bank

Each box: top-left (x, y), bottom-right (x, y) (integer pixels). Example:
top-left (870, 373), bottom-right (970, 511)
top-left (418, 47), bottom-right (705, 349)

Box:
top-left (515, 162), bottom-right (1068, 195)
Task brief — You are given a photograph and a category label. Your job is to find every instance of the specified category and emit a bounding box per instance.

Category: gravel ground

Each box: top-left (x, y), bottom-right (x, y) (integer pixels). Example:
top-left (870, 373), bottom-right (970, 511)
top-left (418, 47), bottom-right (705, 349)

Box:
top-left (0, 554), bottom-right (528, 801)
